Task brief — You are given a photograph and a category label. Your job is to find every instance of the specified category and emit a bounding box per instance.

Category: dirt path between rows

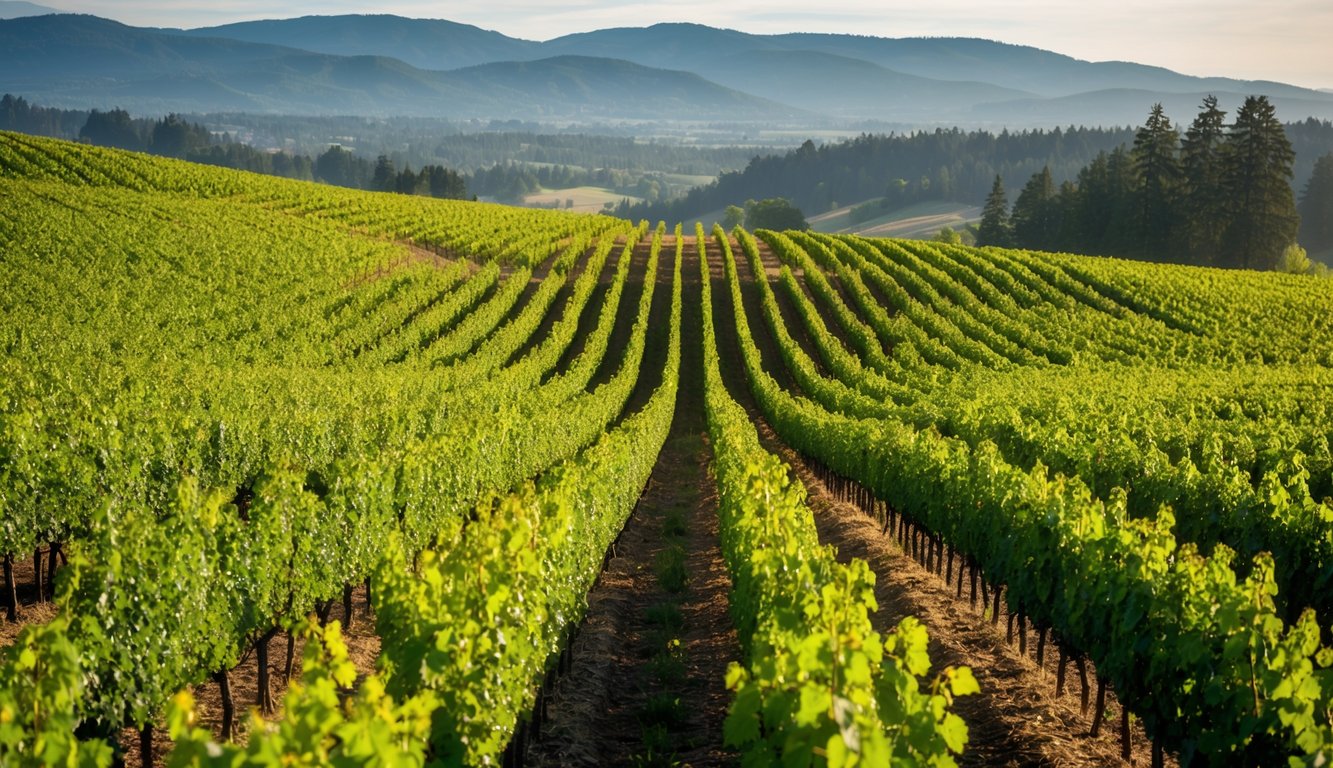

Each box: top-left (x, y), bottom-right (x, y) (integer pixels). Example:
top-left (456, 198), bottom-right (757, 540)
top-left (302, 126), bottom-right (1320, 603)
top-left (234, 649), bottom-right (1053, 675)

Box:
top-left (527, 237), bottom-right (738, 766)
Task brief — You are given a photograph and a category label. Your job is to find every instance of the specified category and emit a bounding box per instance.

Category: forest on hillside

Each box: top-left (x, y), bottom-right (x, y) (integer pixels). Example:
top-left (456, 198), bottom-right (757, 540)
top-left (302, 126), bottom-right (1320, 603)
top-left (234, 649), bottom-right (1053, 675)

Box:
top-left (977, 96), bottom-right (1333, 269)
top-left (620, 110), bottom-right (1333, 244)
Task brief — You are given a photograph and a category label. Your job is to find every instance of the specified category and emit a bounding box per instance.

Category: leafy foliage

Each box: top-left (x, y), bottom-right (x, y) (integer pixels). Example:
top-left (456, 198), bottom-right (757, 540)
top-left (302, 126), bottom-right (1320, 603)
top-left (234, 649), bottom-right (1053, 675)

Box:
top-left (165, 621), bottom-right (435, 767)
top-left (0, 619), bottom-right (113, 768)
top-left (742, 226), bottom-right (1333, 764)
top-left (700, 225), bottom-right (975, 766)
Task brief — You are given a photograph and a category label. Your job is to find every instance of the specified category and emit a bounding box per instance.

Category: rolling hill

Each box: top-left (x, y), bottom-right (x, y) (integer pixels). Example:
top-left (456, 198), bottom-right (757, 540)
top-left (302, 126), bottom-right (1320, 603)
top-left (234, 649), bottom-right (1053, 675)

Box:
top-left (181, 14), bottom-right (535, 72)
top-left (0, 15), bottom-right (799, 120)
top-left (971, 88), bottom-right (1333, 127)
top-left (4, 13), bottom-right (1333, 126)
top-left (686, 48), bottom-right (1033, 120)
top-left (0, 0), bottom-right (56, 19)
top-left (449, 56), bottom-right (804, 120)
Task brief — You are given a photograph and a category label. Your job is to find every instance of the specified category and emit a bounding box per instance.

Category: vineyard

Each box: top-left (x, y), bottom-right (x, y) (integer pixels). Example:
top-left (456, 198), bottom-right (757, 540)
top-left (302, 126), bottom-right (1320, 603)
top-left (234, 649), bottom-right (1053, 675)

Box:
top-left (1, 130), bottom-right (1332, 767)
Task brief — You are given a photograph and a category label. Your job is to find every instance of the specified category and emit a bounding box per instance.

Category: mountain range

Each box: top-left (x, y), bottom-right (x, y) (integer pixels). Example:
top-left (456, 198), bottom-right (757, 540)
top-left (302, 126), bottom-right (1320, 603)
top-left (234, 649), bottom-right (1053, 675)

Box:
top-left (3, 11), bottom-right (1332, 127)
top-left (0, 1), bottom-right (56, 19)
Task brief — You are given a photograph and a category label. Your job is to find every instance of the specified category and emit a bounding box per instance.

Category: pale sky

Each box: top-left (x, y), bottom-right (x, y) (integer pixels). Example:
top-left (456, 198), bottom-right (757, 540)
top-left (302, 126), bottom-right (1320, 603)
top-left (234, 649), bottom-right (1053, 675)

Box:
top-left (36, 1), bottom-right (1333, 90)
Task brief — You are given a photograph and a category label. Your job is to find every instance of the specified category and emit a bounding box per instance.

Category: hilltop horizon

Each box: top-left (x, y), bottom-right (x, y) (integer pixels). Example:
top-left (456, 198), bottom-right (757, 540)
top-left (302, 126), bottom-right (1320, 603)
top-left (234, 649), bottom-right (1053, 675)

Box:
top-left (5, 10), bottom-right (1333, 129)
top-left (4, 0), bottom-right (1330, 90)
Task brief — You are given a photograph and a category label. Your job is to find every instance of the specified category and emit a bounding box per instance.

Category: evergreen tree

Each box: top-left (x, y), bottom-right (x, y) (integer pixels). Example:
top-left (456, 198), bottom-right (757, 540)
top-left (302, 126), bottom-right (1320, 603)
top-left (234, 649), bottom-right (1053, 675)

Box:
top-left (426, 165), bottom-right (467, 199)
top-left (1011, 167), bottom-right (1060, 250)
top-left (1299, 152), bottom-right (1333, 255)
top-left (1102, 147), bottom-right (1142, 255)
top-left (371, 155), bottom-right (397, 192)
top-left (976, 175), bottom-right (1012, 247)
top-left (150, 114), bottom-right (208, 158)
top-left (315, 146), bottom-right (359, 188)
top-left (80, 108), bottom-right (144, 151)
top-left (1221, 96), bottom-right (1299, 270)
top-left (1181, 95), bottom-right (1229, 264)
top-left (1131, 103), bottom-right (1182, 259)
top-left (1069, 152), bottom-right (1111, 251)
top-left (0, 94), bottom-right (86, 137)
top-left (394, 167), bottom-right (423, 195)
top-left (1053, 180), bottom-right (1080, 250)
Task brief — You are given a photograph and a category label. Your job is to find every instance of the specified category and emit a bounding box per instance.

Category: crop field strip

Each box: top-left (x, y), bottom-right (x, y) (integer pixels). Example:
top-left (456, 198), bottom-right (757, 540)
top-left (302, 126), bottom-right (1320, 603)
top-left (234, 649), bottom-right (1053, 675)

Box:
top-left (719, 224), bottom-right (1333, 765)
top-left (716, 230), bottom-right (1158, 766)
top-left (1, 131), bottom-right (1332, 767)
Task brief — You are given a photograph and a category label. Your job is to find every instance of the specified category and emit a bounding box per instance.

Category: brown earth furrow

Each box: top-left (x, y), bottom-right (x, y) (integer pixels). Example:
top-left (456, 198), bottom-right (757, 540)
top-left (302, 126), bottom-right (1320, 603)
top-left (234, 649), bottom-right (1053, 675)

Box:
top-left (527, 237), bottom-right (739, 767)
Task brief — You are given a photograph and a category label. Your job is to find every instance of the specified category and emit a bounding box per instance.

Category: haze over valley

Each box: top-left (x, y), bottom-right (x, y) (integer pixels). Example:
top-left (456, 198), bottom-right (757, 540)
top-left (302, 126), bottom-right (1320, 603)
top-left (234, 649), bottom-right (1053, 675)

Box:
top-left (4, 9), bottom-right (1333, 127)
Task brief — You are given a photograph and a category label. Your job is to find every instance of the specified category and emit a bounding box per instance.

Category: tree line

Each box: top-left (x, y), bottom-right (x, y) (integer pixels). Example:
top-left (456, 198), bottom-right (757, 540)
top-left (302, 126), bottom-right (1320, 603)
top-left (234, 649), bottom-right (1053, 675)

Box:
top-left (978, 96), bottom-right (1332, 270)
top-left (618, 118), bottom-right (1333, 240)
top-left (620, 127), bottom-right (1140, 222)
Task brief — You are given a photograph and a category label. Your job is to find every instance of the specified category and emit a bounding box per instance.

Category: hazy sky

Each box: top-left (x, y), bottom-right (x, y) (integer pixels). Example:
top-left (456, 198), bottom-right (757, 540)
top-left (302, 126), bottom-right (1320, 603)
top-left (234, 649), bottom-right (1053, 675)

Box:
top-left (37, 0), bottom-right (1333, 89)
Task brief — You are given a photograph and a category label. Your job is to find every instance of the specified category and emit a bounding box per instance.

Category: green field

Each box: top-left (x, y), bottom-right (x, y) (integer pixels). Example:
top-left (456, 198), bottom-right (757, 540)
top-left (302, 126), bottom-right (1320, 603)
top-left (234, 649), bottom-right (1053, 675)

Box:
top-left (2, 133), bottom-right (1332, 767)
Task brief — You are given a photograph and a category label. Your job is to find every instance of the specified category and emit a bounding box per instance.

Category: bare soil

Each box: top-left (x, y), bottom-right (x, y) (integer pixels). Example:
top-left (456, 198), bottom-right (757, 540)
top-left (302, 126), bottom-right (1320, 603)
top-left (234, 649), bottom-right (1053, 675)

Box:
top-left (526, 236), bottom-right (739, 767)
top-left (0, 548), bottom-right (63, 648)
top-left (117, 584), bottom-right (381, 767)
top-left (779, 451), bottom-right (1167, 767)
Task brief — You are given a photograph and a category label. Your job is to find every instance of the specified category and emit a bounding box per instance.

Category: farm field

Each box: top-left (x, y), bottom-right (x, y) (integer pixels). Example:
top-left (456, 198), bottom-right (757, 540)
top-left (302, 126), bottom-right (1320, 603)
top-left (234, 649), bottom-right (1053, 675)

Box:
top-left (520, 185), bottom-right (641, 213)
top-left (808, 200), bottom-right (982, 238)
top-left (2, 132), bottom-right (1333, 767)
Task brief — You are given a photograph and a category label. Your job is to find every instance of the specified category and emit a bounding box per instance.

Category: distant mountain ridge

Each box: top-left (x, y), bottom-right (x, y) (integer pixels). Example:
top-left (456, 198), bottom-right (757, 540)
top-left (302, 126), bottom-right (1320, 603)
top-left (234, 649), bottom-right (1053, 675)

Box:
top-left (176, 15), bottom-right (534, 72)
top-left (4, 13), bottom-right (1333, 126)
top-left (187, 16), bottom-right (1333, 103)
top-left (0, 14), bottom-right (793, 119)
top-left (0, 1), bottom-right (57, 19)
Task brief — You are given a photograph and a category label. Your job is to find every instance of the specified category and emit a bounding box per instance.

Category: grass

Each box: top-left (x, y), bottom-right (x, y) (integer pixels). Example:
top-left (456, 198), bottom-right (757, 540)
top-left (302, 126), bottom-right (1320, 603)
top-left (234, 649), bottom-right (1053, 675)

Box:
top-left (629, 725), bottom-right (682, 768)
top-left (654, 546), bottom-right (688, 594)
top-left (645, 602), bottom-right (685, 633)
top-left (661, 508), bottom-right (688, 538)
top-left (521, 185), bottom-right (642, 213)
top-left (809, 199), bottom-right (981, 238)
top-left (630, 496), bottom-right (694, 762)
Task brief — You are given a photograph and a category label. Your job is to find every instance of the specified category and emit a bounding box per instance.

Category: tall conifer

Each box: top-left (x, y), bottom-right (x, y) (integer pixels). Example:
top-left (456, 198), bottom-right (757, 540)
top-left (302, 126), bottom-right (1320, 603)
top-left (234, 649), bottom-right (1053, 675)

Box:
top-left (1299, 152), bottom-right (1333, 255)
top-left (1181, 95), bottom-right (1228, 264)
top-left (977, 175), bottom-right (1013, 247)
top-left (1011, 167), bottom-right (1058, 250)
top-left (1131, 104), bottom-right (1182, 259)
top-left (1221, 96), bottom-right (1298, 270)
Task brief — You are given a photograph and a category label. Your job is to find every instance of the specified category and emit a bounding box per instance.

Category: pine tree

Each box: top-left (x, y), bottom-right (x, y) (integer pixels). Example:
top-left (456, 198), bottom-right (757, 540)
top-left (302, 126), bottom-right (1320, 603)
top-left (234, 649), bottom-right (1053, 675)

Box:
top-left (1068, 150), bottom-right (1136, 254)
top-left (1070, 152), bottom-right (1111, 250)
top-left (1054, 180), bottom-right (1080, 250)
top-left (1181, 95), bottom-right (1229, 264)
top-left (1220, 96), bottom-right (1299, 270)
top-left (976, 175), bottom-right (1013, 247)
top-left (1299, 152), bottom-right (1333, 256)
top-left (1131, 104), bottom-right (1182, 259)
top-left (1103, 147), bottom-right (1142, 255)
top-left (315, 146), bottom-right (357, 188)
top-left (371, 155), bottom-right (397, 192)
top-left (79, 108), bottom-right (144, 152)
top-left (1011, 167), bottom-right (1059, 250)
